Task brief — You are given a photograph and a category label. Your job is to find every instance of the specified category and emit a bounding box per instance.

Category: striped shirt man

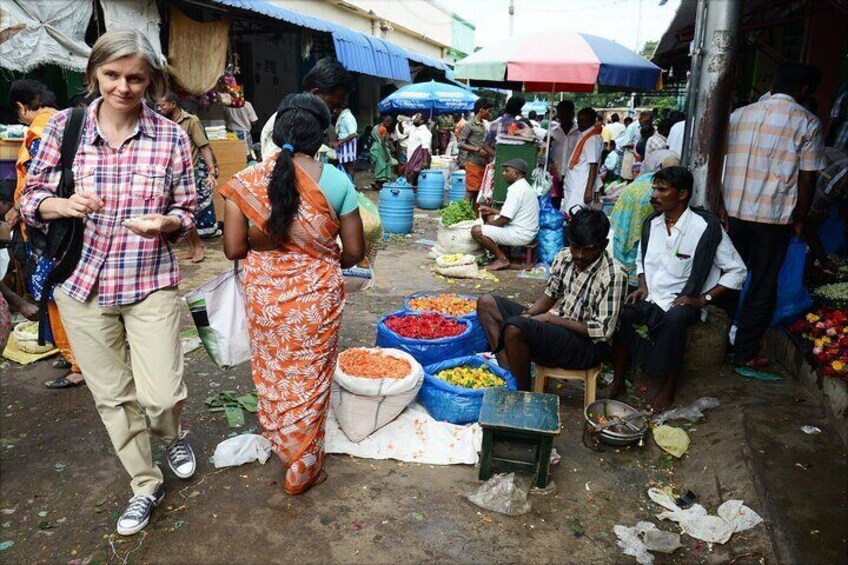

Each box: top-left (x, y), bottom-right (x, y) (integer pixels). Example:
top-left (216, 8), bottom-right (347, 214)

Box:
top-left (544, 249), bottom-right (628, 342)
top-left (723, 93), bottom-right (826, 224)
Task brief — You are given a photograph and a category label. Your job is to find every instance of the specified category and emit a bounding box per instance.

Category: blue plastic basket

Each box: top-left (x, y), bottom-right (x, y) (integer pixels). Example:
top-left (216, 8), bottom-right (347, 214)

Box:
top-left (402, 292), bottom-right (489, 353)
top-left (420, 356), bottom-right (517, 424)
top-left (375, 311), bottom-right (474, 367)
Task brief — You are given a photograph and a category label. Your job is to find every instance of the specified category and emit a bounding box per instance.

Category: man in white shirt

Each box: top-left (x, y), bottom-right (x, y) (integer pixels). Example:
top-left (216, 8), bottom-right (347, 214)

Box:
top-left (472, 159), bottom-right (540, 271)
top-left (549, 100), bottom-right (578, 181)
top-left (223, 100), bottom-right (258, 157)
top-left (615, 111), bottom-right (652, 180)
top-left (667, 111), bottom-right (686, 158)
top-left (603, 167), bottom-right (746, 411)
top-left (602, 113), bottom-right (626, 143)
top-left (562, 107), bottom-right (603, 215)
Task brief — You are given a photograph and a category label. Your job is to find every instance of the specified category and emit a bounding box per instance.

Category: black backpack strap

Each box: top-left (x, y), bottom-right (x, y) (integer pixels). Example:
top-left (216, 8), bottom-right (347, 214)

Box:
top-left (57, 108), bottom-right (86, 198)
top-left (36, 108), bottom-right (87, 345)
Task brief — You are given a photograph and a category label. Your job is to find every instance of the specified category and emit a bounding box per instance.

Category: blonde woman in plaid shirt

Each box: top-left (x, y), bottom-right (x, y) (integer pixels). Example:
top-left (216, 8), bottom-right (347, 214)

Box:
top-left (21, 30), bottom-right (198, 536)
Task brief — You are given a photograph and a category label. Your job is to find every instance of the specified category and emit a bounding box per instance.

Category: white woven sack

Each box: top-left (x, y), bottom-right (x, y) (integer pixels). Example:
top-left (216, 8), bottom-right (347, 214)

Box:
top-left (436, 218), bottom-right (482, 256)
top-left (435, 263), bottom-right (480, 278)
top-left (435, 253), bottom-right (476, 267)
top-left (334, 348), bottom-right (422, 396)
top-left (332, 348), bottom-right (424, 442)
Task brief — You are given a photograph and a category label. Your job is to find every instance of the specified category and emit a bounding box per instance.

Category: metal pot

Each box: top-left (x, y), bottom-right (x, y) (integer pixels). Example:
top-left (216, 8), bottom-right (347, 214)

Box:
top-left (584, 399), bottom-right (649, 447)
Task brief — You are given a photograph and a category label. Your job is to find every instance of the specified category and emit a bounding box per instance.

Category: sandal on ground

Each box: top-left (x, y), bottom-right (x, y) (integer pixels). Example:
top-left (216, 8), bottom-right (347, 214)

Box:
top-left (52, 358), bottom-right (71, 370)
top-left (44, 374), bottom-right (84, 389)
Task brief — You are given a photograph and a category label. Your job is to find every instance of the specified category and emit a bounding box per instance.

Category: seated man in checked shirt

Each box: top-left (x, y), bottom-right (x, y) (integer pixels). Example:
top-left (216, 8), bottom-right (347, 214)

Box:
top-left (477, 208), bottom-right (628, 391)
top-left (603, 167), bottom-right (747, 411)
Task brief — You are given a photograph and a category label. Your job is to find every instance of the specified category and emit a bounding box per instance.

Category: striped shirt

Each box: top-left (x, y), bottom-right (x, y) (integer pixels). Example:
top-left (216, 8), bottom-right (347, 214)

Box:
top-left (21, 99), bottom-right (196, 307)
top-left (544, 249), bottom-right (628, 342)
top-left (723, 93), bottom-right (826, 224)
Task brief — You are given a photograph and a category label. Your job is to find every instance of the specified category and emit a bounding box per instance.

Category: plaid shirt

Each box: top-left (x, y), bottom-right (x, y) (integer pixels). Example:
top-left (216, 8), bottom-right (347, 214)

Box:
top-left (21, 99), bottom-right (196, 307)
top-left (544, 249), bottom-right (628, 342)
top-left (829, 91), bottom-right (848, 151)
top-left (724, 94), bottom-right (826, 224)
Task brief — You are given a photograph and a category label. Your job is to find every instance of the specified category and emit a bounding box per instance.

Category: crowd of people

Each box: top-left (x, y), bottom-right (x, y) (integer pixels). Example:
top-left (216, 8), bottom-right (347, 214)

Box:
top-left (476, 60), bottom-right (844, 414)
top-left (0, 23), bottom-right (845, 544)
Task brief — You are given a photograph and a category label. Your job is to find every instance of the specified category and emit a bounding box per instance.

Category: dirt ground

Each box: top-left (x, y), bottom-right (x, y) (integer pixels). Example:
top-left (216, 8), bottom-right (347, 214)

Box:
top-left (1, 191), bottom-right (846, 564)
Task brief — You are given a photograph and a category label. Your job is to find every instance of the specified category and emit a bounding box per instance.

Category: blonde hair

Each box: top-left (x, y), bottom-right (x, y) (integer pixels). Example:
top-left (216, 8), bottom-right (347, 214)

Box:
top-left (86, 29), bottom-right (167, 101)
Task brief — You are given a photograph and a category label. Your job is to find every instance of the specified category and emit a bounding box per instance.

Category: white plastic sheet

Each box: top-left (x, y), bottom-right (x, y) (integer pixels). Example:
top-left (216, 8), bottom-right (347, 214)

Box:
top-left (213, 434), bottom-right (272, 468)
top-left (649, 487), bottom-right (764, 544)
top-left (0, 0), bottom-right (93, 72)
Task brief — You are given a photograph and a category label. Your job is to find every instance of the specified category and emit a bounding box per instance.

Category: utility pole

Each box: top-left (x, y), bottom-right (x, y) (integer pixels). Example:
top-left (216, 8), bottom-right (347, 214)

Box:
top-left (509, 0), bottom-right (515, 37)
top-left (682, 0), bottom-right (741, 210)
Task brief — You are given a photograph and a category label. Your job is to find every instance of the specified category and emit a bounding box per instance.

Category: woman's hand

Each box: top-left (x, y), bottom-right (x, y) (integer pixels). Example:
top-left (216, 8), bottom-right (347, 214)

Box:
top-left (122, 214), bottom-right (180, 239)
top-left (60, 192), bottom-right (105, 219)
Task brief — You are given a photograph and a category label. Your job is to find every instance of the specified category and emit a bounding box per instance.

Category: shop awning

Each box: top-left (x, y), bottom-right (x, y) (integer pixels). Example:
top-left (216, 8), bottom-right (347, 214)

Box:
top-left (205, 0), bottom-right (444, 81)
top-left (206, 0), bottom-right (334, 33)
top-left (363, 35), bottom-right (412, 82)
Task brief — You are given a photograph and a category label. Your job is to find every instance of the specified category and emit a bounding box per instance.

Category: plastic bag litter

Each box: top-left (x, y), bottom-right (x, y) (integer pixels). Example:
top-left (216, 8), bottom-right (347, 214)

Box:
top-left (652, 425), bottom-right (690, 458)
top-left (801, 425), bottom-right (822, 435)
top-left (651, 397), bottom-right (720, 426)
top-left (213, 434), bottom-right (273, 469)
top-left (614, 521), bottom-right (681, 565)
top-left (652, 494), bottom-right (764, 544)
top-left (467, 473), bottom-right (532, 516)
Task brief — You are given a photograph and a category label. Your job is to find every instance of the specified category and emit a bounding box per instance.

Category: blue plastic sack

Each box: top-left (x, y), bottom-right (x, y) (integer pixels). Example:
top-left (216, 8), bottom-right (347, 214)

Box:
top-left (402, 292), bottom-right (489, 354)
top-left (420, 356), bottom-right (517, 424)
top-left (737, 236), bottom-right (812, 326)
top-left (375, 311), bottom-right (474, 367)
top-left (817, 207), bottom-right (846, 255)
top-left (537, 194), bottom-right (565, 265)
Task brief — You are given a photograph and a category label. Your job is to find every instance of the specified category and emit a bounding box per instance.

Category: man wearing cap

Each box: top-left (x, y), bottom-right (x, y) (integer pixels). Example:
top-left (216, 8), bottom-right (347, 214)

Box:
top-left (471, 159), bottom-right (540, 271)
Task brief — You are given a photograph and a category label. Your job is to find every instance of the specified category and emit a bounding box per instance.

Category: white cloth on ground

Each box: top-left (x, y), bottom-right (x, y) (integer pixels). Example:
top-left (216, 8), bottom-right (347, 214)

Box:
top-left (325, 402), bottom-right (483, 465)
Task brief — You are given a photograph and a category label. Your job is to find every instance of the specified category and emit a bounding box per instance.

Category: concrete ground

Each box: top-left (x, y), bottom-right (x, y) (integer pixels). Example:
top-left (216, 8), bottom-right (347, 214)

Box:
top-left (0, 192), bottom-right (846, 564)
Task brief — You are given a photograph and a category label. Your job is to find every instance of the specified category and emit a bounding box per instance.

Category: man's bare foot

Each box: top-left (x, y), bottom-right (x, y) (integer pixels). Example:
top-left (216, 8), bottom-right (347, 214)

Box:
top-left (487, 258), bottom-right (510, 271)
top-left (597, 382), bottom-right (625, 400)
top-left (648, 388), bottom-right (675, 413)
top-left (190, 246), bottom-right (206, 263)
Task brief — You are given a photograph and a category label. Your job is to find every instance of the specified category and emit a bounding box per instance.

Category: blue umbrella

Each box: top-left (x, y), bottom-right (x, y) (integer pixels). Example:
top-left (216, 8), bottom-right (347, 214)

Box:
top-left (378, 80), bottom-right (479, 115)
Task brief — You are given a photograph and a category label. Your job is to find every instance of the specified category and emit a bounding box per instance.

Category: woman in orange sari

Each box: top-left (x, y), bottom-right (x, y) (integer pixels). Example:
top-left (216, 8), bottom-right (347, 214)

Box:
top-left (6, 79), bottom-right (83, 389)
top-left (221, 93), bottom-right (364, 494)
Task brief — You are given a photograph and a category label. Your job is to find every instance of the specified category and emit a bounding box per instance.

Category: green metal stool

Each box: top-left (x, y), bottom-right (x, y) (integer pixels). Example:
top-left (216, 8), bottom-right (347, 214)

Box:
top-left (478, 389), bottom-right (561, 489)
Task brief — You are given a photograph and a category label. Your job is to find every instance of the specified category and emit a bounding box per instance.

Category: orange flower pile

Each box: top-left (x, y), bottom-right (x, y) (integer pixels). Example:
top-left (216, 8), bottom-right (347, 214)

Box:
top-left (407, 293), bottom-right (476, 317)
top-left (339, 348), bottom-right (411, 379)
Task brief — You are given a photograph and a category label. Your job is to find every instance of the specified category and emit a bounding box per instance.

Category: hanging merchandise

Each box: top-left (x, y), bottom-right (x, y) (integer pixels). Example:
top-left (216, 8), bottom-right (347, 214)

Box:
top-left (221, 58), bottom-right (246, 108)
top-left (168, 6), bottom-right (230, 95)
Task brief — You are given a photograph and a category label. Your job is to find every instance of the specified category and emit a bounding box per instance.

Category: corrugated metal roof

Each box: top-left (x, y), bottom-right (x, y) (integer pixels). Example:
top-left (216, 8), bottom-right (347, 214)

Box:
top-left (363, 35), bottom-right (412, 82)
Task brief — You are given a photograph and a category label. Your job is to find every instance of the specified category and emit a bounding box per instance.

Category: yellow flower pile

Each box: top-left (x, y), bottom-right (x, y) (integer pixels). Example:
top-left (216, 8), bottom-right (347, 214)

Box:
top-left (439, 254), bottom-right (467, 265)
top-left (436, 366), bottom-right (505, 389)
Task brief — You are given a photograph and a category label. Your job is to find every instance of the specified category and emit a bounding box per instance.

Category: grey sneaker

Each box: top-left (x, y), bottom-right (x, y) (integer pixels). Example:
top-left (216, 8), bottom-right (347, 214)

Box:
top-left (165, 434), bottom-right (196, 479)
top-left (116, 485), bottom-right (165, 536)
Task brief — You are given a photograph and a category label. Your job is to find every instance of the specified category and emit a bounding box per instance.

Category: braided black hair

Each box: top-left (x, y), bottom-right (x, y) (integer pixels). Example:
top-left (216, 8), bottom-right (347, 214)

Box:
top-left (267, 93), bottom-right (331, 243)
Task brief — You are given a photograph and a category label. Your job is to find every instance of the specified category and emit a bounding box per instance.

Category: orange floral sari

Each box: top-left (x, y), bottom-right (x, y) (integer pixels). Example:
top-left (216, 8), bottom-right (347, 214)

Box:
top-left (220, 158), bottom-right (344, 494)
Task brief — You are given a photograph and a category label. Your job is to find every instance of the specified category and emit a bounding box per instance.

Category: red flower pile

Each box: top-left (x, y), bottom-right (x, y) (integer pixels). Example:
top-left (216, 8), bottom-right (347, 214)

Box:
top-left (385, 312), bottom-right (466, 340)
top-left (787, 308), bottom-right (848, 380)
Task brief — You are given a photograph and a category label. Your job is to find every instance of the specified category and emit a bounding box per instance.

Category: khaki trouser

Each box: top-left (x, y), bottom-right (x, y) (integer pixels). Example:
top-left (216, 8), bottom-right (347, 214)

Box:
top-left (55, 287), bottom-right (187, 496)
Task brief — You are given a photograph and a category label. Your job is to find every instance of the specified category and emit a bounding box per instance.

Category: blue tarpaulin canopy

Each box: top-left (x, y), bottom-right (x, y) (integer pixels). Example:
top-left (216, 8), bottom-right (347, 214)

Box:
top-left (378, 81), bottom-right (478, 115)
